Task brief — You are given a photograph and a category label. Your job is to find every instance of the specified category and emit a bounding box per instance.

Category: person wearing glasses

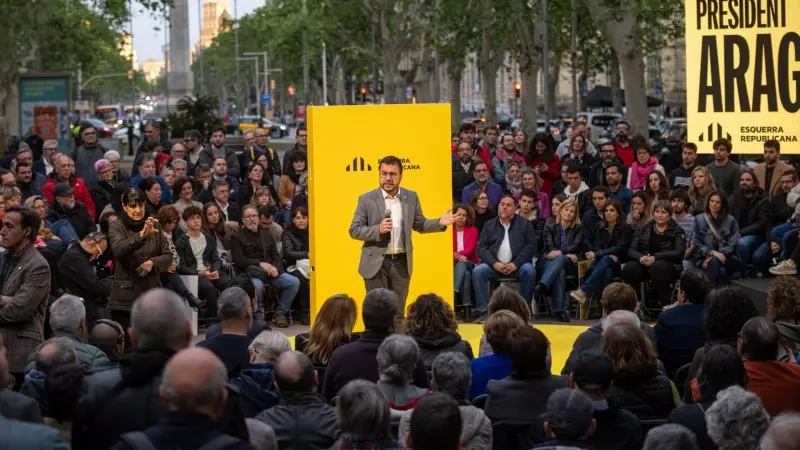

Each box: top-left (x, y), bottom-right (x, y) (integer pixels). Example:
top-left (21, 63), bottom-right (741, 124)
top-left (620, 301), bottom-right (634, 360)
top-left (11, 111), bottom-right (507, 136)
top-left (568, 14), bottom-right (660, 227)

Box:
top-left (102, 150), bottom-right (130, 183)
top-left (349, 155), bottom-right (457, 323)
top-left (34, 139), bottom-right (60, 176)
top-left (461, 160), bottom-right (503, 211)
top-left (183, 129), bottom-right (204, 166)
top-left (71, 122), bottom-right (108, 186)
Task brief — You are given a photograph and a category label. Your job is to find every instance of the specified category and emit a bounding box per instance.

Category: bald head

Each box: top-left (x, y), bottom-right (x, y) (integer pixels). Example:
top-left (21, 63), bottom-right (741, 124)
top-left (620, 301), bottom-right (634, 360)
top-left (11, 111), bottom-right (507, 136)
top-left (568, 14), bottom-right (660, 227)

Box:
top-left (761, 413), bottom-right (800, 450)
top-left (131, 289), bottom-right (191, 350)
top-left (36, 337), bottom-right (77, 375)
top-left (739, 316), bottom-right (780, 361)
top-left (160, 347), bottom-right (228, 417)
top-left (90, 321), bottom-right (124, 358)
top-left (275, 351), bottom-right (315, 393)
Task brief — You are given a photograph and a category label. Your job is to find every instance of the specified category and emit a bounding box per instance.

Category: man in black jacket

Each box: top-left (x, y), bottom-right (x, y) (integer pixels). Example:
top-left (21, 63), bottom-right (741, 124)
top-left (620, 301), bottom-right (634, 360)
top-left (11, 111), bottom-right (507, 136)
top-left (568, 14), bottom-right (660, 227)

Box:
top-left (570, 349), bottom-right (642, 450)
top-left (58, 232), bottom-right (111, 324)
top-left (231, 205), bottom-right (299, 328)
top-left (198, 126), bottom-right (241, 179)
top-left (47, 183), bottom-right (94, 240)
top-left (71, 289), bottom-right (248, 450)
top-left (729, 169), bottom-right (769, 275)
top-left (588, 142), bottom-right (626, 188)
top-left (668, 143), bottom-right (698, 191)
top-left (452, 141), bottom-right (475, 203)
top-left (257, 351), bottom-right (339, 449)
top-left (754, 169), bottom-right (798, 274)
top-left (322, 288), bottom-right (429, 400)
top-left (472, 195), bottom-right (538, 322)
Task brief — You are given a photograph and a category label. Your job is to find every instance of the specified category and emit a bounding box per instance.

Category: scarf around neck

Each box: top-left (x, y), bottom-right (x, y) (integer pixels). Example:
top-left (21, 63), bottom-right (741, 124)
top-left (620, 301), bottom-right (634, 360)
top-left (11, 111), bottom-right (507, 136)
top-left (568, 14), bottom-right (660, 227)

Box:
top-left (630, 156), bottom-right (658, 190)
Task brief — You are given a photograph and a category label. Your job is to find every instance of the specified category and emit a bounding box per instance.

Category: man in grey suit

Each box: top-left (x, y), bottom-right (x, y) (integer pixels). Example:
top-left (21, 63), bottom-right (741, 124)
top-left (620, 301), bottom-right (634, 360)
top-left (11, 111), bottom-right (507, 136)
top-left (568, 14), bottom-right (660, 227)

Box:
top-left (0, 206), bottom-right (52, 388)
top-left (349, 155), bottom-right (456, 320)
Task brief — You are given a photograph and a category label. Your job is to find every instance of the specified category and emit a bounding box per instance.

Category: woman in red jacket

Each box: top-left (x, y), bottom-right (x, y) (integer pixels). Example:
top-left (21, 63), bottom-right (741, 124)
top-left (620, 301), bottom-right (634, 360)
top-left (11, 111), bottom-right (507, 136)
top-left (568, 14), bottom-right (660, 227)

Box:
top-left (525, 133), bottom-right (561, 196)
top-left (453, 203), bottom-right (479, 309)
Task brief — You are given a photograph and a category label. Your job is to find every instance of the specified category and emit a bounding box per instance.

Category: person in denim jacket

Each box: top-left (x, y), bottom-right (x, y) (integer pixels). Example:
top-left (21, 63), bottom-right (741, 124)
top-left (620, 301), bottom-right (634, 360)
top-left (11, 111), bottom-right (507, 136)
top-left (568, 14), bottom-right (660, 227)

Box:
top-left (692, 190), bottom-right (740, 286)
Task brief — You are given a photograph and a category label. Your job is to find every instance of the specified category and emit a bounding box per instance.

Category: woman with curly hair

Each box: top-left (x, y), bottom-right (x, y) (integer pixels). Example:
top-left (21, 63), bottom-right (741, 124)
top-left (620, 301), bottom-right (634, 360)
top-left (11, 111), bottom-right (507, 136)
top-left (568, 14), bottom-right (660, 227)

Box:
top-left (683, 287), bottom-right (758, 402)
top-left (295, 294), bottom-right (359, 374)
top-left (469, 310), bottom-right (525, 400)
top-left (767, 276), bottom-right (800, 362)
top-left (406, 294), bottom-right (473, 370)
top-left (602, 322), bottom-right (677, 420)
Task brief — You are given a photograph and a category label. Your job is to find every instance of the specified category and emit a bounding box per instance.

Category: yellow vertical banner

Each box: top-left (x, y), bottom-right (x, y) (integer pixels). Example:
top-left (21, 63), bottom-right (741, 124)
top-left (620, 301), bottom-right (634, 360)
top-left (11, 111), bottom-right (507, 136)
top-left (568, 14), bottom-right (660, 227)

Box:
top-left (308, 104), bottom-right (454, 325)
top-left (685, 0), bottom-right (800, 154)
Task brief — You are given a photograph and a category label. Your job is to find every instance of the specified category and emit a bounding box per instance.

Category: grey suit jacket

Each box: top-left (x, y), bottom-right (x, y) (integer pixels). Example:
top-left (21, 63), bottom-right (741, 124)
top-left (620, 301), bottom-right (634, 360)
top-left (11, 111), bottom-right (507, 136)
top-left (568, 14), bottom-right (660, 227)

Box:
top-left (349, 187), bottom-right (444, 279)
top-left (0, 244), bottom-right (52, 374)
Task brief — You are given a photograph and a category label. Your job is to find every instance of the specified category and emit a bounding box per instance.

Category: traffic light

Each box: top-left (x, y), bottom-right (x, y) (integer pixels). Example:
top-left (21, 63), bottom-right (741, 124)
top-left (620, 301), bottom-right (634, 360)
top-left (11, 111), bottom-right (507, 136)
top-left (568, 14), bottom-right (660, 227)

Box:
top-left (232, 103), bottom-right (237, 109)
top-left (360, 87), bottom-right (367, 103)
top-left (514, 82), bottom-right (521, 98)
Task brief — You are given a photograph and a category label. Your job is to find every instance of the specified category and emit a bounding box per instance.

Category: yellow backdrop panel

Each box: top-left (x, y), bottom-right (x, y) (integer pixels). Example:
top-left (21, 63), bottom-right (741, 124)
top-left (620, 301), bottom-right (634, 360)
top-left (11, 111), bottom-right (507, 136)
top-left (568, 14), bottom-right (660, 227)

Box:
top-left (685, 0), bottom-right (800, 154)
top-left (308, 104), bottom-right (453, 326)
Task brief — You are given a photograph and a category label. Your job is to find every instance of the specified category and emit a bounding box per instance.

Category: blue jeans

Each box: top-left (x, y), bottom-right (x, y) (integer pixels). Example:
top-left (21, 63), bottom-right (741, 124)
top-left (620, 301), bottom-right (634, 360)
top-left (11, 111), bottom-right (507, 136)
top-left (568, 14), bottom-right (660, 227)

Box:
top-left (581, 255), bottom-right (617, 299)
top-left (454, 261), bottom-right (475, 306)
top-left (738, 235), bottom-right (764, 270)
top-left (752, 241), bottom-right (776, 274)
top-left (252, 272), bottom-right (301, 316)
top-left (540, 255), bottom-right (575, 313)
top-left (772, 222), bottom-right (798, 260)
top-left (707, 256), bottom-right (740, 287)
top-left (46, 219), bottom-right (79, 244)
top-left (472, 262), bottom-right (536, 313)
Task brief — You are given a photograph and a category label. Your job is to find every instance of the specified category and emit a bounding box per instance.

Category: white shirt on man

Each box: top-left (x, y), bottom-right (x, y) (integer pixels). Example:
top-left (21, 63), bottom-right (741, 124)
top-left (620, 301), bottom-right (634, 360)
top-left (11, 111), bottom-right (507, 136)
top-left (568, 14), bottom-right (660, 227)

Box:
top-left (497, 221), bottom-right (513, 264)
top-left (383, 188), bottom-right (405, 254)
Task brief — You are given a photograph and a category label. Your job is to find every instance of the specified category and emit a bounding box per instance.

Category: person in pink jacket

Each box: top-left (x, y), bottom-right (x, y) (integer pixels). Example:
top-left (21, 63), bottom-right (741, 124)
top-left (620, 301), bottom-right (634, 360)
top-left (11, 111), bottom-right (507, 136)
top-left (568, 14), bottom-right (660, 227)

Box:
top-left (454, 204), bottom-right (479, 309)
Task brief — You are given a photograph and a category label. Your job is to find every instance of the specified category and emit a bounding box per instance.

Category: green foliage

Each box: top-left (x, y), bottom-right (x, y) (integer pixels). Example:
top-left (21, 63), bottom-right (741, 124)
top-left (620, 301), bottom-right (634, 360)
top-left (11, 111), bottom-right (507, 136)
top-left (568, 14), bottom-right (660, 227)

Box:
top-left (165, 95), bottom-right (223, 138)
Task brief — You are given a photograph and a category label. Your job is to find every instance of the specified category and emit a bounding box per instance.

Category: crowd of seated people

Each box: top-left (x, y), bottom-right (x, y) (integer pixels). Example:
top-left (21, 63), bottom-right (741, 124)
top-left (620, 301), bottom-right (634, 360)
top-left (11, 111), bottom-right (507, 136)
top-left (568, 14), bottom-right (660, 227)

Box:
top-left (453, 121), bottom-right (800, 321)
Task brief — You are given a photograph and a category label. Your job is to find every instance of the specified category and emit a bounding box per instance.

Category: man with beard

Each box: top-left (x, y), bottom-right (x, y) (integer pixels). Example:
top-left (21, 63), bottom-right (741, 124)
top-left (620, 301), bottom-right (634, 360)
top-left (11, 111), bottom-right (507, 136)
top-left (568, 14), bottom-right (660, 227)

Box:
top-left (754, 140), bottom-right (792, 197)
top-left (588, 142), bottom-right (625, 188)
top-left (452, 141), bottom-right (475, 202)
top-left (184, 130), bottom-right (204, 166)
top-left (43, 155), bottom-right (96, 220)
top-left (729, 169), bottom-right (769, 276)
top-left (461, 160), bottom-right (503, 210)
top-left (46, 183), bottom-right (94, 240)
top-left (605, 163), bottom-right (633, 215)
top-left (231, 205), bottom-right (299, 328)
top-left (482, 126), bottom-right (499, 156)
top-left (670, 189), bottom-right (696, 270)
top-left (755, 170), bottom-right (798, 275)
top-left (72, 123), bottom-right (108, 186)
top-left (668, 143), bottom-right (698, 191)
top-left (198, 126), bottom-right (241, 180)
top-left (15, 161), bottom-right (43, 199)
top-left (452, 122), bottom-right (493, 173)
top-left (612, 120), bottom-right (636, 167)
top-left (491, 132), bottom-right (526, 187)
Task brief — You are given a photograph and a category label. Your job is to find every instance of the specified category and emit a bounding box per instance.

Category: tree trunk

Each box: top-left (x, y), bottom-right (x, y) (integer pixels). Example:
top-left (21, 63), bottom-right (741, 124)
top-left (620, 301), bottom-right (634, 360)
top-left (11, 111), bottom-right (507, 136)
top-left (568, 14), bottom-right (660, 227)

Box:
top-left (448, 60), bottom-right (464, 132)
top-left (618, 46), bottom-right (648, 134)
top-left (548, 57), bottom-right (561, 117)
top-left (610, 49), bottom-right (623, 114)
top-left (579, 45), bottom-right (589, 111)
top-left (480, 22), bottom-right (499, 125)
top-left (520, 67), bottom-right (540, 137)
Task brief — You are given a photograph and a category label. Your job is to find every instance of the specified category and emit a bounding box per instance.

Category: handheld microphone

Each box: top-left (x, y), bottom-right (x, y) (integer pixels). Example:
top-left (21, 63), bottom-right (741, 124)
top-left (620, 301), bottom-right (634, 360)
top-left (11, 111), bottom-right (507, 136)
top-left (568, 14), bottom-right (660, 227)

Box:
top-left (384, 209), bottom-right (392, 219)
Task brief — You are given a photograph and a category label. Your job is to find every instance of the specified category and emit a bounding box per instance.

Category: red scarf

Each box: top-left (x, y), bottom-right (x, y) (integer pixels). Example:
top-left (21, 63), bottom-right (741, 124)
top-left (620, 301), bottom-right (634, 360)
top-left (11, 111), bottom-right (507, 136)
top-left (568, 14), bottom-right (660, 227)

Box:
top-left (630, 156), bottom-right (658, 190)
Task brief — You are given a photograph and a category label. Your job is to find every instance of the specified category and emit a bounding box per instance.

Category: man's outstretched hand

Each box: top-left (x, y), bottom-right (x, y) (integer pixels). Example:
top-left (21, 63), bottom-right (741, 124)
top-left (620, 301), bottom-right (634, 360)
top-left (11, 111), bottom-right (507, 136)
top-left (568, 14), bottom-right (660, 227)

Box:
top-left (439, 209), bottom-right (457, 227)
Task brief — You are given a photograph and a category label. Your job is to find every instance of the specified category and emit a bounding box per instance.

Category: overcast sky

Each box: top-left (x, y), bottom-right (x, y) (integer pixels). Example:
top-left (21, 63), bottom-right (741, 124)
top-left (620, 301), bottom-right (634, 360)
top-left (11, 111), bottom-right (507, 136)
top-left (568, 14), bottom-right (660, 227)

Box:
top-left (132, 0), bottom-right (264, 64)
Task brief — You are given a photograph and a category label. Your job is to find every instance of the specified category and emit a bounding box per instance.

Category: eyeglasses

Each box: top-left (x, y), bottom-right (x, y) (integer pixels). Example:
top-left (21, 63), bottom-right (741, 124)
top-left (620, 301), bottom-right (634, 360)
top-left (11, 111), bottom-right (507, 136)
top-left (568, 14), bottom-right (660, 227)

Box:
top-left (380, 172), bottom-right (399, 179)
top-left (243, 214), bottom-right (259, 220)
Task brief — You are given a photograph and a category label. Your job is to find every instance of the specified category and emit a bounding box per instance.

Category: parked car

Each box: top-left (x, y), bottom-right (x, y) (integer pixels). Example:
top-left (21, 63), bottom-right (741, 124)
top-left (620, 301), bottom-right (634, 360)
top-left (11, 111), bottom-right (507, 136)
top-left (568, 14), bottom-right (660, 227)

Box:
top-left (576, 111), bottom-right (622, 143)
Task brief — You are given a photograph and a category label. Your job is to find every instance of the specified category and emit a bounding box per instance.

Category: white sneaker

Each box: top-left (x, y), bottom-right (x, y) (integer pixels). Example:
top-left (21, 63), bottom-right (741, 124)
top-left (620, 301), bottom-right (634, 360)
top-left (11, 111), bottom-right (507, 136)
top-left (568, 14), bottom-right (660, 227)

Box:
top-left (770, 260), bottom-right (797, 276)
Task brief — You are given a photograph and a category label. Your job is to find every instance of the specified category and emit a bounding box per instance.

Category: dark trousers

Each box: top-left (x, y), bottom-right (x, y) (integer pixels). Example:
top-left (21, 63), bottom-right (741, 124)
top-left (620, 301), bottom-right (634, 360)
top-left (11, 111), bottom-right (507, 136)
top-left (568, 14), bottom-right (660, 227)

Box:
top-left (162, 272), bottom-right (190, 297)
top-left (364, 254), bottom-right (410, 320)
top-left (622, 260), bottom-right (678, 306)
top-left (198, 273), bottom-right (232, 316)
top-left (288, 269), bottom-right (310, 312)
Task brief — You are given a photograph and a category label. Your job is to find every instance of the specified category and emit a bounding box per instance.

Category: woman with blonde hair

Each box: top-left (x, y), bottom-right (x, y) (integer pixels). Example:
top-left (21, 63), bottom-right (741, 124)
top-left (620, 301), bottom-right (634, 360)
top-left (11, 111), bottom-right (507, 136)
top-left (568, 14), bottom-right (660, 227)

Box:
top-left (520, 167), bottom-right (551, 218)
top-left (689, 166), bottom-right (717, 215)
top-left (406, 293), bottom-right (473, 369)
top-left (538, 198), bottom-right (585, 322)
top-left (295, 294), bottom-right (358, 369)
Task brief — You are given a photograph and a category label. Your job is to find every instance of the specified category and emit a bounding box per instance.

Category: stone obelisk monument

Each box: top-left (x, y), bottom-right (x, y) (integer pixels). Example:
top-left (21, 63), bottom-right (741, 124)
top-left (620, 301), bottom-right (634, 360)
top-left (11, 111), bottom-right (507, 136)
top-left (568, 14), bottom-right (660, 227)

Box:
top-left (168, 0), bottom-right (194, 102)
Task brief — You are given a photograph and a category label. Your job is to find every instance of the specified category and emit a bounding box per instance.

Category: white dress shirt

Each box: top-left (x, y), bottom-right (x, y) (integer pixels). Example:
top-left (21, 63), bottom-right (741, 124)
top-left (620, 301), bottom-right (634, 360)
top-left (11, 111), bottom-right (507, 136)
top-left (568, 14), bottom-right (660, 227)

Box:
top-left (497, 221), bottom-right (513, 264)
top-left (383, 188), bottom-right (404, 254)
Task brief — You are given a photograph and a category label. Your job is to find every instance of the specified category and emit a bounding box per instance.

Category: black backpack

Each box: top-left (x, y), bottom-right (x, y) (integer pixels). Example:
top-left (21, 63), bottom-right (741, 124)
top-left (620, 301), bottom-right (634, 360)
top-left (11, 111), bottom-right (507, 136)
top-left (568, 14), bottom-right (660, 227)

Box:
top-left (119, 432), bottom-right (242, 450)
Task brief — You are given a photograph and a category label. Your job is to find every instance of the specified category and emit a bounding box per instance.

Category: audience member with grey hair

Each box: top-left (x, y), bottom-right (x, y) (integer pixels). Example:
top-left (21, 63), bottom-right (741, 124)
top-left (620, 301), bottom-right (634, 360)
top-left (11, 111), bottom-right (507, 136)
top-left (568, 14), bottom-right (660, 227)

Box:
top-left (706, 386), bottom-right (770, 450)
top-left (376, 335), bottom-right (429, 416)
top-left (737, 316), bottom-right (800, 415)
top-left (102, 149), bottom-right (130, 183)
top-left (20, 337), bottom-right (78, 417)
top-left (399, 352), bottom-right (493, 450)
top-left (113, 347), bottom-right (252, 450)
top-left (197, 286), bottom-right (254, 371)
top-left (334, 380), bottom-right (405, 450)
top-left (256, 351), bottom-right (339, 449)
top-left (72, 289), bottom-right (247, 450)
top-left (323, 288), bottom-right (429, 400)
top-left (229, 331), bottom-right (290, 417)
top-left (245, 418), bottom-right (278, 450)
top-left (601, 309), bottom-right (640, 331)
top-left (643, 424), bottom-right (699, 450)
top-left (760, 413), bottom-right (800, 450)
top-left (24, 294), bottom-right (109, 373)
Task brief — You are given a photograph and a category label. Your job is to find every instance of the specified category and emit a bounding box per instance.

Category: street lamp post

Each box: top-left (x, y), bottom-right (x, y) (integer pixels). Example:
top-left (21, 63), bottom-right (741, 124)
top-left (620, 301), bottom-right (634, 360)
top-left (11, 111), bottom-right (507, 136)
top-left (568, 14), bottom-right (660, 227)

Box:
top-left (198, 0), bottom-right (204, 95)
top-left (234, 0), bottom-right (240, 110)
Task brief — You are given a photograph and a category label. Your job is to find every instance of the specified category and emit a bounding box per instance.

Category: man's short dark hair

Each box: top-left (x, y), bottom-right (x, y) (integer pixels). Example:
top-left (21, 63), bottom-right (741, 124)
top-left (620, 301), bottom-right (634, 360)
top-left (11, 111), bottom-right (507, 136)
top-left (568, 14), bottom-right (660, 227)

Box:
top-left (195, 163), bottom-right (212, 174)
top-left (138, 154), bottom-right (155, 167)
top-left (683, 142), bottom-right (698, 152)
top-left (765, 140), bottom-right (780, 153)
top-left (146, 140), bottom-right (163, 151)
top-left (362, 289), bottom-right (397, 331)
top-left (379, 155), bottom-right (403, 175)
top-left (14, 161), bottom-right (31, 173)
top-left (592, 185), bottom-right (611, 198)
top-left (181, 205), bottom-right (203, 222)
top-left (679, 269), bottom-right (713, 305)
top-left (508, 326), bottom-right (549, 377)
top-left (296, 124), bottom-right (307, 133)
top-left (184, 130), bottom-right (203, 141)
top-left (713, 138), bottom-right (732, 152)
top-left (470, 159), bottom-right (488, 174)
top-left (211, 124), bottom-right (225, 135)
top-left (459, 122), bottom-right (477, 133)
top-left (565, 161), bottom-right (581, 176)
top-left (258, 205), bottom-right (274, 219)
top-left (605, 162), bottom-right (623, 175)
top-left (5, 206), bottom-right (40, 241)
top-left (408, 392), bottom-right (462, 450)
top-left (781, 168), bottom-right (799, 182)
top-left (211, 180), bottom-right (229, 192)
top-left (669, 189), bottom-right (691, 206)
top-left (275, 351), bottom-right (315, 393)
top-left (520, 189), bottom-right (537, 201)
top-left (739, 316), bottom-right (780, 361)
